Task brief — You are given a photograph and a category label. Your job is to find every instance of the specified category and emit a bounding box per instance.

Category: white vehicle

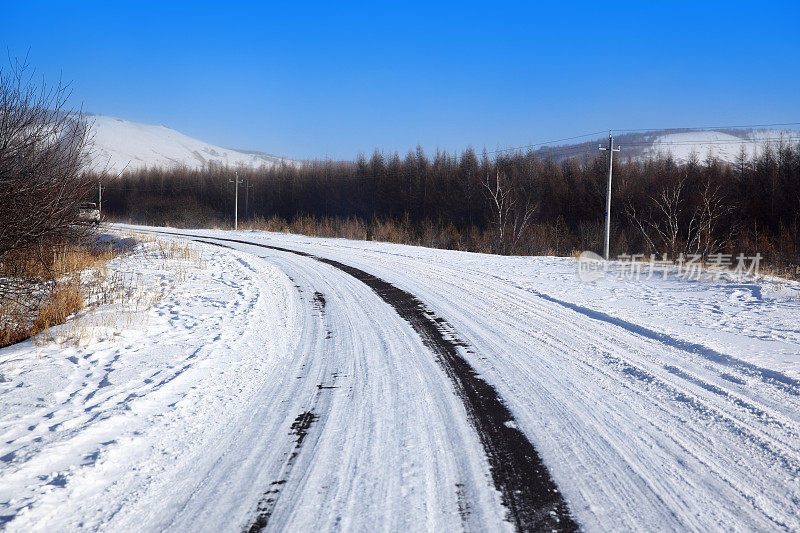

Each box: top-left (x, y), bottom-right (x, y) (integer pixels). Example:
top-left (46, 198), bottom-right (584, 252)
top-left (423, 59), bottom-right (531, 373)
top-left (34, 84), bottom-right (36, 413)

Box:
top-left (78, 202), bottom-right (101, 224)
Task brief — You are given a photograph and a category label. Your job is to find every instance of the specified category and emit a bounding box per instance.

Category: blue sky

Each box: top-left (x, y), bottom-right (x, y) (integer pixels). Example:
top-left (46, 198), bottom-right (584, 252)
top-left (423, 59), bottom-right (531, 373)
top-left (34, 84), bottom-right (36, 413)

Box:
top-left (3, 1), bottom-right (799, 159)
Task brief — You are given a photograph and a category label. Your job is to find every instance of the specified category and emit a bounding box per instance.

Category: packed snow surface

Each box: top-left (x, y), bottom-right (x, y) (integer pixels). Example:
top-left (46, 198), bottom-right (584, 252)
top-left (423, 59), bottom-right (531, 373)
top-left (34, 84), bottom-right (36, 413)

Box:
top-left (87, 115), bottom-right (291, 175)
top-left (2, 225), bottom-right (800, 531)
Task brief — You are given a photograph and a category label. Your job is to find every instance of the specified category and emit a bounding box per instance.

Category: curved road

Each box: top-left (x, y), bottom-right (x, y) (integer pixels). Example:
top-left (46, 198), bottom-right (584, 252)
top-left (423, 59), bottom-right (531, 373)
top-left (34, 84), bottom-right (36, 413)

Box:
top-left (3, 226), bottom-right (799, 531)
top-left (160, 229), bottom-right (800, 531)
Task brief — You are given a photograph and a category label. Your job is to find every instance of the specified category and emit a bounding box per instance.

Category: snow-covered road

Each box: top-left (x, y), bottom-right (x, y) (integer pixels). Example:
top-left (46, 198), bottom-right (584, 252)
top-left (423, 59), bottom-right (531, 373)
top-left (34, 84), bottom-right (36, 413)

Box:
top-left (2, 226), bottom-right (800, 531)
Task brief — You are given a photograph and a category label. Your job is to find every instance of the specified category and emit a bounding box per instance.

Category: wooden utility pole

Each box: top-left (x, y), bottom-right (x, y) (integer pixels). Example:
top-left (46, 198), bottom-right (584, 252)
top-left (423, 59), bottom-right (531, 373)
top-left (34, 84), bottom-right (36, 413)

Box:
top-left (599, 131), bottom-right (621, 260)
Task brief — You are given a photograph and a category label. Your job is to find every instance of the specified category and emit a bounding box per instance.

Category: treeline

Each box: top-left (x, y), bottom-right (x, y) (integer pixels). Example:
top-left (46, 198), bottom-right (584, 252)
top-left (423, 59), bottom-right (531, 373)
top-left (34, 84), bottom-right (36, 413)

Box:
top-left (100, 142), bottom-right (800, 270)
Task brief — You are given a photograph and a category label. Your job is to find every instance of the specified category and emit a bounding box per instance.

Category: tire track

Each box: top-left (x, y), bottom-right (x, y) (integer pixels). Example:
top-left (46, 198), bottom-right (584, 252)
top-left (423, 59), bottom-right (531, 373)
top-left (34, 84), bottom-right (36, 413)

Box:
top-left (191, 239), bottom-right (336, 532)
top-left (245, 410), bottom-right (320, 533)
top-left (178, 231), bottom-right (577, 531)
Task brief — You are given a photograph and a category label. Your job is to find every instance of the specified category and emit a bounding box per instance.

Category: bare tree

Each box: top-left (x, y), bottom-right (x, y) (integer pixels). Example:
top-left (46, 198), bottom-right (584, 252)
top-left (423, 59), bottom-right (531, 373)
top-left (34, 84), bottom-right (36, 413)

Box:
top-left (624, 201), bottom-right (657, 253)
top-left (627, 175), bottom-right (731, 261)
top-left (688, 180), bottom-right (730, 258)
top-left (0, 57), bottom-right (94, 262)
top-left (648, 177), bottom-right (686, 257)
top-left (626, 177), bottom-right (686, 257)
top-left (0, 57), bottom-right (95, 314)
top-left (484, 170), bottom-right (537, 254)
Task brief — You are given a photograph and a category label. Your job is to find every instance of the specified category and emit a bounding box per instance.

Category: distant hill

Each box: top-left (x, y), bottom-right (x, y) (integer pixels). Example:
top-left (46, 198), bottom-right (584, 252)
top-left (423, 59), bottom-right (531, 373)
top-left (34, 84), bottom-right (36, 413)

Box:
top-left (83, 114), bottom-right (799, 175)
top-left (530, 128), bottom-right (800, 164)
top-left (85, 115), bottom-right (295, 175)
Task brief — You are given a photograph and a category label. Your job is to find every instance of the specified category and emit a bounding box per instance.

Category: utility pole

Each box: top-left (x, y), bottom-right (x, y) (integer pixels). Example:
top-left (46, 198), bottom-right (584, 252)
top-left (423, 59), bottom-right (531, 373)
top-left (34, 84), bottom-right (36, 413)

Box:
top-left (229, 171), bottom-right (243, 230)
top-left (599, 131), bottom-right (621, 260)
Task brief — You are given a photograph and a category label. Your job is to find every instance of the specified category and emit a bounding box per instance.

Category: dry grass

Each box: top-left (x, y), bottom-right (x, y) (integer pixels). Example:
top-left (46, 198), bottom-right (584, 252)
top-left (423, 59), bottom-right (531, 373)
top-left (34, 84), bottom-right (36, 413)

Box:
top-left (241, 215), bottom-right (474, 250)
top-left (37, 236), bottom-right (204, 348)
top-left (1, 233), bottom-right (206, 349)
top-left (242, 214), bottom-right (370, 241)
top-left (59, 235), bottom-right (205, 346)
top-left (2, 245), bottom-right (110, 347)
top-left (759, 264), bottom-right (800, 283)
top-left (239, 214), bottom-right (587, 256)
top-left (31, 276), bottom-right (83, 333)
top-left (1, 239), bottom-right (128, 347)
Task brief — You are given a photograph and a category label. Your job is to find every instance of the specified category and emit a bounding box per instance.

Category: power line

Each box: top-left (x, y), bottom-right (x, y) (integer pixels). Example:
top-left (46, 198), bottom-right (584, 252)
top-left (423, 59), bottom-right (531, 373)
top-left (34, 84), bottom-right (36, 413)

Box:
top-left (101, 134), bottom-right (800, 191)
top-left (102, 133), bottom-right (800, 190)
top-left (487, 132), bottom-right (800, 158)
top-left (484, 130), bottom-right (608, 155)
top-left (517, 136), bottom-right (800, 154)
top-left (100, 126), bottom-right (800, 192)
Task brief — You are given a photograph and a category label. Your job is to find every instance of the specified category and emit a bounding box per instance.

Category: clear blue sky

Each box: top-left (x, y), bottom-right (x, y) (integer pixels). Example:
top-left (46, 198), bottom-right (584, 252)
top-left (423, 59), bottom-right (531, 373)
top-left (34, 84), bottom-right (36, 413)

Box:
top-left (3, 1), bottom-right (799, 160)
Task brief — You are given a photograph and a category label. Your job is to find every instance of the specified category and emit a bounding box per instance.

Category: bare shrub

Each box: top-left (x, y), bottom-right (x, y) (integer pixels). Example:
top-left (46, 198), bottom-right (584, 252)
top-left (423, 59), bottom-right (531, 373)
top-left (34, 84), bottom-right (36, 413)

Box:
top-left (0, 57), bottom-right (94, 262)
top-left (0, 57), bottom-right (96, 336)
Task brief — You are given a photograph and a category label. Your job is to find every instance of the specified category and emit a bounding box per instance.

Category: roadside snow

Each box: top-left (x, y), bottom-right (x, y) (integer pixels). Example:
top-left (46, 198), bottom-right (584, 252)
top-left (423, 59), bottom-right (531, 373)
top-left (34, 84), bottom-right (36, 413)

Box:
top-left (0, 236), bottom-right (299, 529)
top-left (3, 225), bottom-right (800, 531)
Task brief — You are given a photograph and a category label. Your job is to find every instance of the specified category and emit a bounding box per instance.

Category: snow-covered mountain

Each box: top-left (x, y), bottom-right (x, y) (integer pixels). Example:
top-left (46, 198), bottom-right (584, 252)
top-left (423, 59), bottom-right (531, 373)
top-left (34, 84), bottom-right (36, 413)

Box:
top-left (536, 128), bottom-right (800, 164)
top-left (643, 129), bottom-right (798, 163)
top-left (85, 114), bottom-right (798, 174)
top-left (86, 115), bottom-right (294, 175)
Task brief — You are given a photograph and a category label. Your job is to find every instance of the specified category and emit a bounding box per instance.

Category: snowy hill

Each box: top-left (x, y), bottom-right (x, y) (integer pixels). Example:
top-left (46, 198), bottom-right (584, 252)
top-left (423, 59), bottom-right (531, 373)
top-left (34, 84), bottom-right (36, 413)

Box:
top-left (86, 115), bottom-right (294, 175)
top-left (535, 128), bottom-right (800, 164)
top-left (644, 129), bottom-right (799, 163)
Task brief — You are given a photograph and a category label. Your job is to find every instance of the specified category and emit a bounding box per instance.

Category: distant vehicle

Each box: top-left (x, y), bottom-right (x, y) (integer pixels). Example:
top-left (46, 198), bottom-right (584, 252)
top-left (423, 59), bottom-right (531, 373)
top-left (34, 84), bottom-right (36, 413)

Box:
top-left (78, 202), bottom-right (101, 225)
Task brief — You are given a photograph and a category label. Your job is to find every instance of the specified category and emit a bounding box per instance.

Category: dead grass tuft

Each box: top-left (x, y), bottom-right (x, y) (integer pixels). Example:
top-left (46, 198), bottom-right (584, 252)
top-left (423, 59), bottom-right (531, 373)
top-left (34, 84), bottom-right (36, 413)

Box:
top-left (31, 276), bottom-right (83, 333)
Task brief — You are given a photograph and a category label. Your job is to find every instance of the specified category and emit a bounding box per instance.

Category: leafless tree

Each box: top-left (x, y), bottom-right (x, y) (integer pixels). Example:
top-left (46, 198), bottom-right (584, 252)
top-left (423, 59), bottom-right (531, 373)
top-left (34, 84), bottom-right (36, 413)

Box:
top-left (627, 175), bottom-right (731, 260)
top-left (648, 177), bottom-right (686, 257)
top-left (484, 170), bottom-right (537, 254)
top-left (0, 57), bottom-right (95, 309)
top-left (0, 57), bottom-right (94, 262)
top-left (626, 177), bottom-right (686, 257)
top-left (688, 180), bottom-right (730, 258)
top-left (624, 201), bottom-right (657, 253)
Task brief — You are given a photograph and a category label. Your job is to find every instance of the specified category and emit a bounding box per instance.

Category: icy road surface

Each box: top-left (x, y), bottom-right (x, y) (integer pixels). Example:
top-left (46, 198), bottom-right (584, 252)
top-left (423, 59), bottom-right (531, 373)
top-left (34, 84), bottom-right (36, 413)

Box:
top-left (2, 226), bottom-right (800, 531)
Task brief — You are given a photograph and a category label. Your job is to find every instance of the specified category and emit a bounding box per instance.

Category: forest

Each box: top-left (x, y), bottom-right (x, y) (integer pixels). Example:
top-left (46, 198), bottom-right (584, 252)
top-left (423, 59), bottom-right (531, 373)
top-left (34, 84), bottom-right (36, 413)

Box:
top-left (99, 141), bottom-right (800, 275)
